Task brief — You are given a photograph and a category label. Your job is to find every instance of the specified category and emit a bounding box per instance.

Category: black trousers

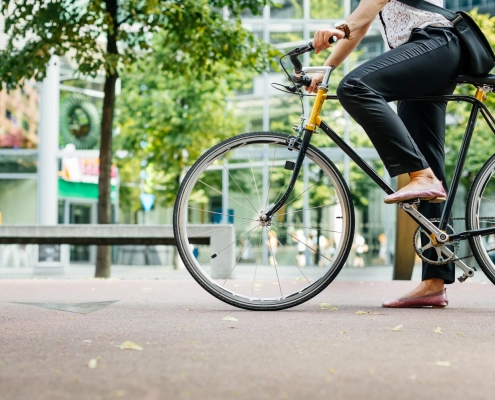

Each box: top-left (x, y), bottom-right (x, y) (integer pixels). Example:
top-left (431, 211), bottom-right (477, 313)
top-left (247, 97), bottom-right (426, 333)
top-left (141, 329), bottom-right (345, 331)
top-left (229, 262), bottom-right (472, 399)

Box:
top-left (337, 27), bottom-right (466, 284)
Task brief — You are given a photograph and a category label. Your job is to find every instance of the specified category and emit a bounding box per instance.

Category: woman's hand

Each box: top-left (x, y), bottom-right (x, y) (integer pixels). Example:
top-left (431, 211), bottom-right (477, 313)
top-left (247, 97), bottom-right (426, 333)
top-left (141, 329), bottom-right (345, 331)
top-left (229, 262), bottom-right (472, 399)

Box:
top-left (306, 72), bottom-right (325, 94)
top-left (313, 29), bottom-right (345, 54)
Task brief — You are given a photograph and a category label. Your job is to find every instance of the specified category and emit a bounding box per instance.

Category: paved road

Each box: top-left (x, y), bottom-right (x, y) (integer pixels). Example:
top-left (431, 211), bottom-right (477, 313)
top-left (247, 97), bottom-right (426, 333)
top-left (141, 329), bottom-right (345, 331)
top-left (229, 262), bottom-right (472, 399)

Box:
top-left (1, 279), bottom-right (494, 400)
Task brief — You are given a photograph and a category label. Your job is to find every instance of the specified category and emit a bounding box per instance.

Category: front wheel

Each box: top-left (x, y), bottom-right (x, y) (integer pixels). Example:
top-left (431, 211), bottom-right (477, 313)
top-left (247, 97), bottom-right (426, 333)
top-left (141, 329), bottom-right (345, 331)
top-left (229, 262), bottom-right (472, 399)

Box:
top-left (466, 153), bottom-right (495, 284)
top-left (173, 131), bottom-right (355, 310)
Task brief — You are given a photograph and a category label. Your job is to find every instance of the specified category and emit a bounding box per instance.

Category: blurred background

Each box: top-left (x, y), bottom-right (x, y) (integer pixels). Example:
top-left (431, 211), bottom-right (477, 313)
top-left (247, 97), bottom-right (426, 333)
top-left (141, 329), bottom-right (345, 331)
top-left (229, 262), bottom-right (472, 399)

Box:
top-left (0, 0), bottom-right (494, 279)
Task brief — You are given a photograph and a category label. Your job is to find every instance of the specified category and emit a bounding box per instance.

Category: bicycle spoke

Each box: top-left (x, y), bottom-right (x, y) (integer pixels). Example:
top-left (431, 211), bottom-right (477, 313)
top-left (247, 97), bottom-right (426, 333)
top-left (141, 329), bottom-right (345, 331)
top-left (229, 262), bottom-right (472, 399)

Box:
top-left (283, 173), bottom-right (326, 208)
top-left (187, 220), bottom-right (256, 239)
top-left (251, 230), bottom-right (263, 296)
top-left (223, 226), bottom-right (261, 285)
top-left (276, 238), bottom-right (311, 284)
top-left (267, 227), bottom-right (283, 297)
top-left (199, 224), bottom-right (260, 266)
top-left (265, 145), bottom-right (278, 209)
top-left (219, 159), bottom-right (259, 215)
top-left (245, 147), bottom-right (263, 211)
top-left (274, 222), bottom-right (341, 234)
top-left (481, 196), bottom-right (495, 204)
top-left (187, 207), bottom-right (258, 222)
top-left (272, 222), bottom-right (333, 264)
top-left (198, 179), bottom-right (259, 215)
top-left (275, 203), bottom-right (340, 217)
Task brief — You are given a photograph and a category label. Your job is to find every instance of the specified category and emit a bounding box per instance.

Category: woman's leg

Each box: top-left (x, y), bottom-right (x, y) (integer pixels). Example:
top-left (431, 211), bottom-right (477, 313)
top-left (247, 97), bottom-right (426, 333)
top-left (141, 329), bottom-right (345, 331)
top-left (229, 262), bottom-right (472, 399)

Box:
top-left (398, 99), bottom-right (456, 286)
top-left (336, 27), bottom-right (464, 298)
top-left (336, 27), bottom-right (464, 178)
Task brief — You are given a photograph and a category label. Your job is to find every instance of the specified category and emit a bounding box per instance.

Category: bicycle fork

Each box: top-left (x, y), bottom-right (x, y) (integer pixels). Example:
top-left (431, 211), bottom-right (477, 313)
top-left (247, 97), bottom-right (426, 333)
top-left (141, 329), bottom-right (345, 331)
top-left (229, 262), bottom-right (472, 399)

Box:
top-left (400, 201), bottom-right (475, 282)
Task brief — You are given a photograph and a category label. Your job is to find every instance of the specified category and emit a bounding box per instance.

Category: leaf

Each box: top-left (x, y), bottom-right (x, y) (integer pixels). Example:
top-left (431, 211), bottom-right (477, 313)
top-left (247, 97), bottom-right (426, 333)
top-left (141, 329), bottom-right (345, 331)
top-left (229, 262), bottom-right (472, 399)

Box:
top-left (356, 311), bottom-right (368, 315)
top-left (118, 341), bottom-right (143, 351)
top-left (320, 303), bottom-right (337, 310)
top-left (223, 316), bottom-right (238, 321)
top-left (328, 368), bottom-right (336, 374)
top-left (434, 327), bottom-right (443, 334)
top-left (88, 359), bottom-right (98, 369)
top-left (392, 325), bottom-right (404, 331)
top-left (434, 361), bottom-right (451, 367)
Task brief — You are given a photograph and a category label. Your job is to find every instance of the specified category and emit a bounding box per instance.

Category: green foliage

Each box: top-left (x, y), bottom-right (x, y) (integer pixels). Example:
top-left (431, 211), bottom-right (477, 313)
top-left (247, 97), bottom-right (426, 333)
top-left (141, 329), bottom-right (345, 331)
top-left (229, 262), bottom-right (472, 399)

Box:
top-left (0, 0), bottom-right (274, 86)
top-left (309, 0), bottom-right (343, 19)
top-left (445, 10), bottom-right (495, 190)
top-left (116, 25), bottom-right (278, 210)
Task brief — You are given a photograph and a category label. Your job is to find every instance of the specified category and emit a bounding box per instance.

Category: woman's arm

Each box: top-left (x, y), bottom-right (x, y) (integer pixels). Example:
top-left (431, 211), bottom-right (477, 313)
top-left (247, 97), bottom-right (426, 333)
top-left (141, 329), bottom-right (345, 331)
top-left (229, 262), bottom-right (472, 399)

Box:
top-left (313, 0), bottom-right (388, 54)
top-left (307, 0), bottom-right (387, 92)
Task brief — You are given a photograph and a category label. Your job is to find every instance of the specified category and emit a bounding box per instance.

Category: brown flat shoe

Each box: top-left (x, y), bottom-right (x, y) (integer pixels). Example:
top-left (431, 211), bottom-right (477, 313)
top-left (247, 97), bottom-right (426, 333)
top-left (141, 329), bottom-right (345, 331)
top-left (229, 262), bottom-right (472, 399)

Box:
top-left (382, 288), bottom-right (448, 308)
top-left (384, 183), bottom-right (447, 204)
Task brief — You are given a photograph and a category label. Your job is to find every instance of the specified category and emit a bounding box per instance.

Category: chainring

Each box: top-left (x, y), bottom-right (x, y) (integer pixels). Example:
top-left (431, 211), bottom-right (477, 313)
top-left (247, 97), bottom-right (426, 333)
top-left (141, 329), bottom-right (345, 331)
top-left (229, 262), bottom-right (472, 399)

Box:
top-left (413, 224), bottom-right (460, 265)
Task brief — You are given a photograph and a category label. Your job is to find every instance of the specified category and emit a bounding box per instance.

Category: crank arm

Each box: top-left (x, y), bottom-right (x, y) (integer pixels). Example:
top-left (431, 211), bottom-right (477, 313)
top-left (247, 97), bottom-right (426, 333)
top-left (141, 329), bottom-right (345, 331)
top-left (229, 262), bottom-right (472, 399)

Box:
top-left (400, 202), bottom-right (475, 282)
top-left (439, 247), bottom-right (475, 282)
top-left (400, 202), bottom-right (443, 237)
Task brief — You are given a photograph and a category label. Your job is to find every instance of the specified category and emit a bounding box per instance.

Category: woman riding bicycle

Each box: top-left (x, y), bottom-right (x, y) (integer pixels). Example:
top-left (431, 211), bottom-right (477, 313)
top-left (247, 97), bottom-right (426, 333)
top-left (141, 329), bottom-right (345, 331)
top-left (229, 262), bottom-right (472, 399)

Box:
top-left (307, 0), bottom-right (467, 308)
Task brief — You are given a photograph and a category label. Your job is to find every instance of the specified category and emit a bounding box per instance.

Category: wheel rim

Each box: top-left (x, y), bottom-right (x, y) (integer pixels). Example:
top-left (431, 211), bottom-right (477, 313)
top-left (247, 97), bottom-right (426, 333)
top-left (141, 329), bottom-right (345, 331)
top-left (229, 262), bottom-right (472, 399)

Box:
top-left (175, 133), bottom-right (353, 308)
top-left (469, 161), bottom-right (495, 274)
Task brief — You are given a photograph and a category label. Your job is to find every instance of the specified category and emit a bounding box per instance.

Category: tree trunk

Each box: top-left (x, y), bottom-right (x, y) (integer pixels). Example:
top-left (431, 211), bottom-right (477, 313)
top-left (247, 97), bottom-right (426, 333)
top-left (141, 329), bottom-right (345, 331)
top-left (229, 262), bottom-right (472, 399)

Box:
top-left (95, 0), bottom-right (118, 278)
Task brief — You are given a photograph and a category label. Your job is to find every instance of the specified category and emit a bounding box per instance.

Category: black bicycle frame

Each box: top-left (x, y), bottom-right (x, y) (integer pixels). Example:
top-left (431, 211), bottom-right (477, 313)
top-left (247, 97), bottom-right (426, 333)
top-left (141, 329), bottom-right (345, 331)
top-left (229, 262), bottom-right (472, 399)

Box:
top-left (265, 93), bottom-right (495, 241)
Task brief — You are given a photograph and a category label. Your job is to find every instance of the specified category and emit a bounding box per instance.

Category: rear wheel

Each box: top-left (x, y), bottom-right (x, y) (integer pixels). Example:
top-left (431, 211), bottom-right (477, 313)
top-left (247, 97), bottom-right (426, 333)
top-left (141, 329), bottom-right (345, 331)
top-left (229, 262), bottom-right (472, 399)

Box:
top-left (466, 153), bottom-right (495, 284)
top-left (173, 131), bottom-right (355, 310)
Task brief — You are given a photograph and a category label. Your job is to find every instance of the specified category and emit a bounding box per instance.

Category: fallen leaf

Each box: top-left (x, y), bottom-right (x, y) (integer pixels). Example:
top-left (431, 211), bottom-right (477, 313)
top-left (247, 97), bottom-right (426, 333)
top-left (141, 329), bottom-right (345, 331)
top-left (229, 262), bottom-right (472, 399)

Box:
top-left (88, 359), bottom-right (98, 369)
top-left (455, 332), bottom-right (464, 337)
top-left (356, 311), bottom-right (368, 315)
top-left (118, 341), bottom-right (143, 351)
top-left (223, 316), bottom-right (238, 321)
top-left (434, 327), bottom-right (443, 334)
top-left (108, 390), bottom-right (126, 398)
top-left (392, 325), bottom-right (404, 331)
top-left (434, 361), bottom-right (451, 367)
top-left (340, 331), bottom-right (347, 334)
top-left (328, 368), bottom-right (336, 374)
top-left (320, 303), bottom-right (337, 310)
top-left (0, 361), bottom-right (4, 367)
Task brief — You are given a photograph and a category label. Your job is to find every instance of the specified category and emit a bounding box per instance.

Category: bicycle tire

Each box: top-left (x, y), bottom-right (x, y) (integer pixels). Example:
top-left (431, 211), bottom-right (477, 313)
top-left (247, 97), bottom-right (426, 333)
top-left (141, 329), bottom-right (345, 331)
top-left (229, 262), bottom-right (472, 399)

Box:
top-left (173, 131), bottom-right (355, 310)
top-left (466, 152), bottom-right (495, 284)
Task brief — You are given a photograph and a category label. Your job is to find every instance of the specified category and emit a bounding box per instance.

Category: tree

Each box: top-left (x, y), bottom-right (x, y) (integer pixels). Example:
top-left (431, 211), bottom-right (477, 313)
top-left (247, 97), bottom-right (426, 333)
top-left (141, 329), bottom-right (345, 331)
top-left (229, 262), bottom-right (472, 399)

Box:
top-left (445, 10), bottom-right (495, 192)
top-left (0, 0), bottom-right (273, 277)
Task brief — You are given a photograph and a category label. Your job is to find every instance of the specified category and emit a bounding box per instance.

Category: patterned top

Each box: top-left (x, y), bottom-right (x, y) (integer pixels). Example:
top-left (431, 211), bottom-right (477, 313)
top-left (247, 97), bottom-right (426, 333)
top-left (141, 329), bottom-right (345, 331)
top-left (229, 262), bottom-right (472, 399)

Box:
top-left (377, 0), bottom-right (453, 50)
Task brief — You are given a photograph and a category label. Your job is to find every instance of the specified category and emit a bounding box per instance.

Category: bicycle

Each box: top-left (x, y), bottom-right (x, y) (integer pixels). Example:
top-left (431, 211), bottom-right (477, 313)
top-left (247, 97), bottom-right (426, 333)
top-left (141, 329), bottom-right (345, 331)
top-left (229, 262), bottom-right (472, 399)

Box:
top-left (173, 39), bottom-right (495, 311)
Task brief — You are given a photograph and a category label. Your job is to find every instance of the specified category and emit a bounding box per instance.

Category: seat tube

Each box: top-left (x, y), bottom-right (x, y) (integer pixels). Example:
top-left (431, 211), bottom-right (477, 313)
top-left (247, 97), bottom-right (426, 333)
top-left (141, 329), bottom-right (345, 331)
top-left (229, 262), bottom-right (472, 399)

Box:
top-left (439, 102), bottom-right (480, 230)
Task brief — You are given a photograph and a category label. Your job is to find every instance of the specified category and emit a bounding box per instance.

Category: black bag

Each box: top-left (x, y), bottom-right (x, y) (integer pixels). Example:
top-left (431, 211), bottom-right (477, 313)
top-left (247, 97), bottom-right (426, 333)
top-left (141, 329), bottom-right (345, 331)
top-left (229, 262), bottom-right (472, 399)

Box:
top-left (398, 0), bottom-right (495, 76)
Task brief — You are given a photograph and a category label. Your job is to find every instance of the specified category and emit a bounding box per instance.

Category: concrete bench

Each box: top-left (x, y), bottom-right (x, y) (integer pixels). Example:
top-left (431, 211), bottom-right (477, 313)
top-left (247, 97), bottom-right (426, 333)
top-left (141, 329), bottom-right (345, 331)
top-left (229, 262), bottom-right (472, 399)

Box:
top-left (0, 224), bottom-right (235, 278)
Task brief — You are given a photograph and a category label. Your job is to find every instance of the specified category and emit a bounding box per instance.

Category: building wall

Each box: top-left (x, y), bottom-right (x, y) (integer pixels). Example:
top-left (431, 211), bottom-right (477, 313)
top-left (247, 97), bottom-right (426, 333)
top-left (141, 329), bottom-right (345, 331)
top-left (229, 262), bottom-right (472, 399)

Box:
top-left (0, 85), bottom-right (39, 149)
top-left (0, 179), bottom-right (37, 224)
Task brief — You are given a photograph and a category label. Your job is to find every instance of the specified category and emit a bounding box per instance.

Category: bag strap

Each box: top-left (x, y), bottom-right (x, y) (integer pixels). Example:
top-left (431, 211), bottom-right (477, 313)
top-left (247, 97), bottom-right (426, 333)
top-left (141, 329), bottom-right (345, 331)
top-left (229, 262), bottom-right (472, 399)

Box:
top-left (397, 0), bottom-right (460, 23)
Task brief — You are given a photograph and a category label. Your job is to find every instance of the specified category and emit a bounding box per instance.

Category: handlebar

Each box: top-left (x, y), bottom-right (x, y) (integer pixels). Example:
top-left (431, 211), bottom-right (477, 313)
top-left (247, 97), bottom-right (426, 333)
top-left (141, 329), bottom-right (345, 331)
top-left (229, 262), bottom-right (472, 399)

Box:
top-left (288, 36), bottom-right (338, 74)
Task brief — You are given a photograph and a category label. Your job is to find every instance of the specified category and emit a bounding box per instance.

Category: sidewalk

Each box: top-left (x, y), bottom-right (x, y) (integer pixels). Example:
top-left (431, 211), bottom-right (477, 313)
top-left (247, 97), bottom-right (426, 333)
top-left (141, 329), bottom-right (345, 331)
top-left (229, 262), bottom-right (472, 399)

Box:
top-left (1, 279), bottom-right (494, 400)
top-left (0, 262), bottom-right (490, 282)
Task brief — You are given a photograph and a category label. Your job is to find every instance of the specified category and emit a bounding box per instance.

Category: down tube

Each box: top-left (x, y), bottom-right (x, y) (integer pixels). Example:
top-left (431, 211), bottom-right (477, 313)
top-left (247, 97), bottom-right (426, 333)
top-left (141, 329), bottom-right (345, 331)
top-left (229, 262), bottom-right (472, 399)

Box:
top-left (319, 120), bottom-right (394, 195)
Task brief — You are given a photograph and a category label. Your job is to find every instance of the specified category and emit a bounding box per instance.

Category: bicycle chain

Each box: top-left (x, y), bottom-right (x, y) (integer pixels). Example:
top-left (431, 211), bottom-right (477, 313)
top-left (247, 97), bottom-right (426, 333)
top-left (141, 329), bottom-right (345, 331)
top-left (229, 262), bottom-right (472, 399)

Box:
top-left (413, 217), bottom-right (495, 264)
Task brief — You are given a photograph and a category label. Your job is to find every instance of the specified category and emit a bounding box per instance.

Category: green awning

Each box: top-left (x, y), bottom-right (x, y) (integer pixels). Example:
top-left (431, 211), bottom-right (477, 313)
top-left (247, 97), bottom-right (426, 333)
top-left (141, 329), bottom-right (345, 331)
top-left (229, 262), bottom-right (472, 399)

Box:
top-left (58, 179), bottom-right (116, 200)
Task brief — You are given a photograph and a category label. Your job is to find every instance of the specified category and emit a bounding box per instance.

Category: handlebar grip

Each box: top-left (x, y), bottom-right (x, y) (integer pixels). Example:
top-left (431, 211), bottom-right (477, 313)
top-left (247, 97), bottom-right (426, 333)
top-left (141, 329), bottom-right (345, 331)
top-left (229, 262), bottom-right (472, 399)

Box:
top-left (289, 36), bottom-right (338, 74)
top-left (296, 75), bottom-right (312, 87)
